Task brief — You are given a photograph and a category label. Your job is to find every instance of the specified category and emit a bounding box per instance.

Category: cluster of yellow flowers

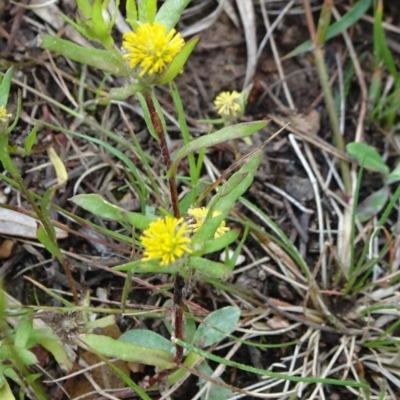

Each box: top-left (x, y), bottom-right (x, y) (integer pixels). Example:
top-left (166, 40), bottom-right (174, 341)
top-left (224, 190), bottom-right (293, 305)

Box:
top-left (214, 91), bottom-right (242, 119)
top-left (122, 22), bottom-right (184, 80)
top-left (140, 208), bottom-right (229, 266)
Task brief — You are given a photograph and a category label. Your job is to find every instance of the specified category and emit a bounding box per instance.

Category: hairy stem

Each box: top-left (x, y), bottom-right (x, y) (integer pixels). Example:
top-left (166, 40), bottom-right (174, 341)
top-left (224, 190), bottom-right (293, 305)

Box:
top-left (143, 90), bottom-right (180, 218)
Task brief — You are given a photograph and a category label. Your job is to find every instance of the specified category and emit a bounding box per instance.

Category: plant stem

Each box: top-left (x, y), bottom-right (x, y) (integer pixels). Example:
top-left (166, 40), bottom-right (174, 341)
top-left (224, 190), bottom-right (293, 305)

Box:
top-left (302, 0), bottom-right (352, 196)
top-left (143, 90), bottom-right (180, 218)
top-left (173, 272), bottom-right (185, 363)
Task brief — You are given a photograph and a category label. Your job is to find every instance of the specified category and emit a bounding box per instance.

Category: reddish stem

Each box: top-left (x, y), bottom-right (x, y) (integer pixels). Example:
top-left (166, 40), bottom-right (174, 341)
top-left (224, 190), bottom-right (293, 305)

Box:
top-left (143, 91), bottom-right (180, 218)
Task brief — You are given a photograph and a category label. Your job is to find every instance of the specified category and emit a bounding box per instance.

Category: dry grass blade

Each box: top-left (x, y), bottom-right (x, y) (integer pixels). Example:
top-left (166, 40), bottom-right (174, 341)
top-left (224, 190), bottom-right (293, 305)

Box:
top-left (235, 0), bottom-right (257, 89)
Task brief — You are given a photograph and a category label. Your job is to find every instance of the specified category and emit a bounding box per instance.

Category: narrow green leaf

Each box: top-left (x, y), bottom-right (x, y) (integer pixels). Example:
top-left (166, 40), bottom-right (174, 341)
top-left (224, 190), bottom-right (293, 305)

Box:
top-left (0, 133), bottom-right (20, 176)
top-left (192, 151), bottom-right (262, 243)
top-left (170, 121), bottom-right (267, 175)
top-left (0, 345), bottom-right (37, 366)
top-left (199, 229), bottom-right (239, 255)
top-left (41, 187), bottom-right (58, 242)
top-left (125, 0), bottom-right (137, 22)
top-left (374, 0), bottom-right (397, 77)
top-left (0, 379), bottom-right (15, 400)
top-left (119, 329), bottom-right (174, 353)
top-left (70, 194), bottom-right (155, 229)
top-left (92, 0), bottom-right (114, 48)
top-left (36, 226), bottom-right (63, 259)
top-left (357, 186), bottom-right (390, 222)
top-left (70, 193), bottom-right (125, 220)
top-left (155, 0), bottom-right (191, 30)
top-left (137, 0), bottom-right (147, 22)
top-left (192, 306), bottom-right (240, 348)
top-left (284, 0), bottom-right (372, 59)
top-left (123, 211), bottom-right (156, 230)
top-left (40, 35), bottom-right (127, 76)
top-left (175, 338), bottom-right (368, 389)
top-left (80, 334), bottom-right (175, 369)
top-left (197, 362), bottom-right (233, 400)
top-left (188, 257), bottom-right (232, 280)
top-left (76, 0), bottom-right (92, 19)
top-left (0, 67), bottom-right (13, 107)
top-left (109, 83), bottom-right (144, 100)
top-left (159, 37), bottom-right (199, 85)
top-left (38, 338), bottom-right (73, 373)
top-left (146, 0), bottom-right (157, 23)
top-left (14, 320), bottom-right (33, 348)
top-left (346, 142), bottom-right (389, 175)
top-left (24, 126), bottom-right (38, 156)
top-left (387, 163), bottom-right (400, 184)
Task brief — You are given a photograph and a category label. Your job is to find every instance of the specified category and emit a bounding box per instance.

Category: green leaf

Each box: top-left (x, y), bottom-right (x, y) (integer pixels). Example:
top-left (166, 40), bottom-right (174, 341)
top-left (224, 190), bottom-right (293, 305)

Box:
top-left (125, 0), bottom-right (137, 22)
top-left (284, 0), bottom-right (372, 59)
top-left (197, 362), bottom-right (232, 400)
top-left (145, 0), bottom-right (157, 23)
top-left (14, 319), bottom-right (32, 348)
top-left (2, 367), bottom-right (23, 387)
top-left (357, 186), bottom-right (389, 222)
top-left (71, 193), bottom-right (125, 220)
top-left (76, 0), bottom-right (92, 19)
top-left (188, 257), bottom-right (232, 280)
top-left (159, 37), bottom-right (199, 85)
top-left (0, 345), bottom-right (37, 366)
top-left (80, 334), bottom-right (175, 369)
top-left (373, 0), bottom-right (397, 77)
top-left (170, 121), bottom-right (267, 175)
top-left (199, 229), bottom-right (239, 255)
top-left (346, 142), bottom-right (389, 175)
top-left (119, 329), bottom-right (174, 353)
top-left (193, 150), bottom-right (262, 242)
top-left (40, 35), bottom-right (127, 76)
top-left (387, 163), bottom-right (400, 184)
top-left (109, 83), bottom-right (145, 100)
top-left (92, 0), bottom-right (114, 48)
top-left (155, 0), bottom-right (191, 31)
top-left (38, 338), bottom-right (73, 373)
top-left (70, 194), bottom-right (155, 229)
top-left (0, 379), bottom-right (15, 400)
top-left (0, 67), bottom-right (13, 107)
top-left (24, 126), bottom-right (38, 156)
top-left (0, 133), bottom-right (21, 176)
top-left (41, 186), bottom-right (58, 242)
top-left (192, 306), bottom-right (240, 348)
top-left (36, 226), bottom-right (63, 259)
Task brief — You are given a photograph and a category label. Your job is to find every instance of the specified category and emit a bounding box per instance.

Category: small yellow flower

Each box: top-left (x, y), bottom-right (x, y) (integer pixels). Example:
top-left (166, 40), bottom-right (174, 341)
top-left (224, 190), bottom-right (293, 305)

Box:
top-left (0, 106), bottom-right (11, 122)
top-left (122, 22), bottom-right (184, 79)
top-left (187, 207), bottom-right (230, 238)
top-left (214, 91), bottom-right (242, 119)
top-left (140, 216), bottom-right (192, 266)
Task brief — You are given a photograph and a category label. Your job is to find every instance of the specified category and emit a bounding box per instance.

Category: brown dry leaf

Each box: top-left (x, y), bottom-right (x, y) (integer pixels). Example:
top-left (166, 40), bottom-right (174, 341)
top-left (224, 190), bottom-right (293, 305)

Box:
top-left (0, 208), bottom-right (68, 239)
top-left (267, 315), bottom-right (290, 330)
top-left (287, 109), bottom-right (321, 136)
top-left (0, 239), bottom-right (14, 259)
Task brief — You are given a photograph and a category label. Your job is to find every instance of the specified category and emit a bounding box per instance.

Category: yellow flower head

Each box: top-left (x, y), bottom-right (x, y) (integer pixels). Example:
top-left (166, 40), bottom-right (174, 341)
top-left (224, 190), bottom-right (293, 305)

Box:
top-left (140, 216), bottom-right (192, 266)
top-left (214, 91), bottom-right (242, 119)
top-left (0, 106), bottom-right (11, 122)
top-left (122, 22), bottom-right (184, 79)
top-left (187, 207), bottom-right (230, 238)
